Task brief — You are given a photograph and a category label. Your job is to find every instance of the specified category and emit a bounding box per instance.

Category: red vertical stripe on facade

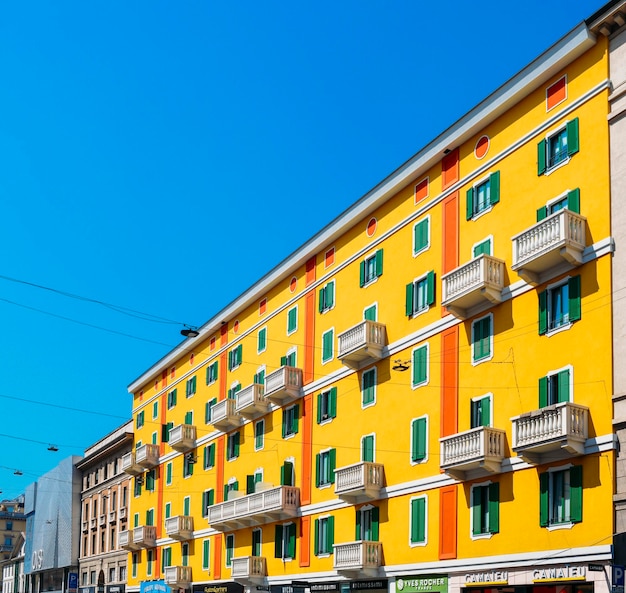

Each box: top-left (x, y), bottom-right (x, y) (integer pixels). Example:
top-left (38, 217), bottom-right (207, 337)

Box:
top-left (300, 516), bottom-right (311, 567)
top-left (439, 485), bottom-right (458, 559)
top-left (440, 326), bottom-right (458, 438)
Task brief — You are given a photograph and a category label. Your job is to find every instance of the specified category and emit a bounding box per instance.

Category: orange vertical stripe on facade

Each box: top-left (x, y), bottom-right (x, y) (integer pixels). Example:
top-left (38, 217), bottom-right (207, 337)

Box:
top-left (216, 436), bottom-right (225, 503)
top-left (213, 533), bottom-right (222, 580)
top-left (219, 324), bottom-right (228, 401)
top-left (305, 256), bottom-right (316, 285)
top-left (440, 326), bottom-right (459, 438)
top-left (438, 484), bottom-right (458, 559)
top-left (441, 192), bottom-right (459, 316)
top-left (441, 148), bottom-right (459, 190)
top-left (300, 515), bottom-right (311, 567)
top-left (304, 256), bottom-right (316, 384)
top-left (300, 393), bottom-right (313, 505)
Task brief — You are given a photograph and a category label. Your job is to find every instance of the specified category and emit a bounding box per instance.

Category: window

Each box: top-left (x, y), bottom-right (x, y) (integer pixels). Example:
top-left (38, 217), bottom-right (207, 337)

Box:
top-left (282, 405), bottom-right (299, 438)
top-left (205, 398), bottom-right (217, 424)
top-left (281, 349), bottom-right (297, 367)
top-left (472, 314), bottom-right (492, 363)
top-left (253, 368), bottom-right (265, 385)
top-left (224, 480), bottom-right (239, 501)
top-left (360, 249), bottom-right (383, 287)
top-left (184, 410), bottom-right (193, 425)
top-left (227, 431), bottom-right (240, 460)
top-left (412, 344), bottom-right (428, 388)
top-left (227, 383), bottom-right (241, 399)
top-left (257, 327), bottom-right (267, 353)
top-left (539, 368), bottom-right (571, 407)
top-left (364, 304), bottom-right (377, 321)
top-left (356, 506), bottom-right (379, 541)
top-left (202, 490), bottom-right (214, 518)
top-left (167, 389), bottom-right (177, 409)
top-left (413, 217), bottom-right (430, 255)
top-left (471, 482), bottom-right (499, 536)
top-left (251, 528), bottom-right (262, 557)
top-left (152, 401), bottom-right (158, 419)
top-left (537, 188), bottom-right (580, 221)
top-left (164, 502), bottom-right (171, 520)
top-left (182, 453), bottom-right (194, 477)
top-left (319, 281), bottom-right (335, 313)
top-left (146, 470), bottom-right (156, 491)
top-left (322, 329), bottom-right (334, 364)
top-left (131, 555), bottom-right (137, 579)
top-left (255, 420), bottom-right (265, 450)
top-left (205, 362), bottom-right (218, 385)
top-left (134, 477), bottom-right (142, 497)
top-left (228, 345), bottom-right (243, 371)
top-left (540, 466), bottom-right (582, 526)
top-left (136, 411), bottom-right (144, 429)
top-left (247, 471), bottom-right (263, 494)
top-left (280, 461), bottom-right (295, 486)
top-left (185, 376), bottom-right (196, 398)
top-left (473, 238), bottom-right (492, 258)
top-left (410, 496), bottom-right (427, 545)
top-left (362, 368), bottom-right (376, 407)
top-left (274, 523), bottom-right (296, 560)
top-left (466, 171), bottom-right (500, 219)
top-left (538, 118), bottom-right (579, 174)
top-left (225, 534), bottom-right (235, 567)
top-left (405, 272), bottom-right (435, 317)
top-left (287, 306), bottom-right (298, 334)
top-left (162, 421), bottom-right (173, 443)
top-left (165, 462), bottom-right (172, 486)
top-left (146, 550), bottom-right (154, 576)
top-left (314, 516), bottom-right (335, 555)
top-left (317, 387), bottom-right (337, 423)
top-left (315, 449), bottom-right (336, 487)
top-left (361, 434), bottom-right (375, 462)
top-left (539, 276), bottom-right (581, 334)
top-left (471, 395), bottom-right (491, 428)
top-left (410, 417), bottom-right (427, 463)
top-left (146, 508), bottom-right (154, 526)
top-left (202, 539), bottom-right (210, 571)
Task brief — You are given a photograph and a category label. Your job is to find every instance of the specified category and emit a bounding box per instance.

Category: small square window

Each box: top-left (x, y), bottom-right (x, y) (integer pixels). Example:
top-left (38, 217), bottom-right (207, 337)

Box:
top-left (405, 272), bottom-right (435, 317)
top-left (466, 172), bottom-right (500, 220)
top-left (359, 250), bottom-right (383, 287)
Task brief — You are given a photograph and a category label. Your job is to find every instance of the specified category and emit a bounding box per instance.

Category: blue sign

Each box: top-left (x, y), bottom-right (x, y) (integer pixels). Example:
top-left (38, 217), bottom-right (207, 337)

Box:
top-left (614, 565), bottom-right (625, 588)
top-left (140, 581), bottom-right (171, 593)
top-left (68, 573), bottom-right (78, 593)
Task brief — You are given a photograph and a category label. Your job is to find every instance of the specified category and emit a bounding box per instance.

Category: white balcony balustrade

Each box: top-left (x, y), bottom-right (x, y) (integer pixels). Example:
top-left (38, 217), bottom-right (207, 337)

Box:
top-left (231, 556), bottom-right (267, 583)
top-left (168, 424), bottom-right (196, 452)
top-left (210, 398), bottom-right (242, 431)
top-left (333, 541), bottom-right (382, 576)
top-left (264, 366), bottom-right (303, 404)
top-left (439, 426), bottom-right (506, 479)
top-left (334, 462), bottom-right (384, 502)
top-left (337, 321), bottom-right (387, 369)
top-left (121, 452), bottom-right (143, 476)
top-left (164, 566), bottom-right (192, 587)
top-left (235, 383), bottom-right (268, 419)
top-left (165, 515), bottom-right (194, 541)
top-left (132, 525), bottom-right (156, 549)
top-left (135, 443), bottom-right (160, 469)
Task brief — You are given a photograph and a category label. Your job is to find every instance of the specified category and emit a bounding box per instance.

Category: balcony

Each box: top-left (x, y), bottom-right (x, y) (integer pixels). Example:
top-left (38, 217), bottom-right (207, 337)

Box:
top-left (264, 366), bottom-right (303, 404)
top-left (511, 402), bottom-right (589, 463)
top-left (439, 427), bottom-right (506, 480)
top-left (132, 525), bottom-right (157, 549)
top-left (118, 507), bottom-right (127, 520)
top-left (164, 566), bottom-right (192, 588)
top-left (119, 529), bottom-right (139, 551)
top-left (99, 514), bottom-right (106, 527)
top-left (81, 521), bottom-right (88, 533)
top-left (235, 383), bottom-right (268, 419)
top-left (108, 511), bottom-right (117, 523)
top-left (90, 518), bottom-right (97, 530)
top-left (442, 255), bottom-right (505, 319)
top-left (334, 462), bottom-right (384, 502)
top-left (338, 320), bottom-right (387, 369)
top-left (136, 443), bottom-right (160, 469)
top-left (165, 515), bottom-right (194, 541)
top-left (334, 541), bottom-right (382, 576)
top-left (168, 424), bottom-right (196, 452)
top-left (207, 485), bottom-right (299, 531)
top-left (231, 556), bottom-right (267, 584)
top-left (512, 210), bottom-right (586, 285)
top-left (210, 398), bottom-right (242, 431)
top-left (121, 452), bottom-right (143, 477)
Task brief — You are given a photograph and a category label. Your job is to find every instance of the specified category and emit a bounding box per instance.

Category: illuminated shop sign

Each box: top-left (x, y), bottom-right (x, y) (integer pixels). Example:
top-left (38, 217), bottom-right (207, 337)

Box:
top-left (464, 572), bottom-right (508, 586)
top-left (396, 576), bottom-right (448, 593)
top-left (533, 566), bottom-right (586, 582)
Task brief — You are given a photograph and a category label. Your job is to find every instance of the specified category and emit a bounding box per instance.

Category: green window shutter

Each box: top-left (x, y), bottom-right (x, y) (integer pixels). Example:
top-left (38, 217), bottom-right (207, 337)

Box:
top-left (315, 453), bottom-right (321, 487)
top-left (166, 463), bottom-right (172, 483)
top-left (228, 350), bottom-right (233, 371)
top-left (569, 275), bottom-right (581, 323)
top-left (316, 394), bottom-right (322, 424)
top-left (203, 540), bottom-right (210, 568)
top-left (327, 516), bottom-right (335, 553)
top-left (209, 443), bottom-right (215, 467)
top-left (323, 330), bottom-right (333, 361)
top-left (538, 290), bottom-right (548, 335)
top-left (224, 485), bottom-right (229, 501)
top-left (329, 387), bottom-right (337, 418)
top-left (472, 487), bottom-right (482, 536)
top-left (362, 435), bottom-right (374, 462)
top-left (488, 482), bottom-right (500, 533)
top-left (410, 498), bottom-right (426, 544)
top-left (237, 344), bottom-right (242, 365)
top-left (282, 461), bottom-right (294, 486)
top-left (537, 139), bottom-right (547, 175)
top-left (293, 404), bottom-right (300, 434)
top-left (473, 239), bottom-right (491, 258)
top-left (208, 489), bottom-right (214, 506)
top-left (568, 188), bottom-right (580, 213)
top-left (355, 510), bottom-right (361, 540)
top-left (185, 411), bottom-right (193, 424)
top-left (326, 283), bottom-right (334, 308)
top-left (414, 220), bottom-right (428, 253)
top-left (539, 376), bottom-right (548, 408)
top-left (480, 397), bottom-right (491, 427)
top-left (258, 328), bottom-right (267, 351)
top-left (566, 117), bottom-right (580, 156)
top-left (536, 206), bottom-right (548, 222)
top-left (539, 472), bottom-right (549, 527)
top-left (375, 249), bottom-right (383, 277)
top-left (246, 475), bottom-right (255, 494)
top-left (570, 465), bottom-right (583, 522)
top-left (274, 525), bottom-right (283, 558)
top-left (405, 282), bottom-right (415, 316)
top-left (183, 497), bottom-right (190, 516)
top-left (359, 261), bottom-right (366, 287)
top-left (192, 376), bottom-right (197, 392)
top-left (412, 418), bottom-right (427, 462)
top-left (234, 432), bottom-right (240, 457)
top-left (282, 410), bottom-right (287, 438)
top-left (172, 389), bottom-right (177, 406)
top-left (329, 448), bottom-right (336, 484)
top-left (280, 356), bottom-right (287, 366)
top-left (314, 519), bottom-right (320, 555)
top-left (426, 271), bottom-right (435, 305)
top-left (318, 288), bottom-right (325, 313)
top-left (364, 305), bottom-right (377, 321)
top-left (288, 523), bottom-right (296, 558)
top-left (466, 187), bottom-right (474, 220)
top-left (371, 507), bottom-right (379, 541)
top-left (253, 372), bottom-right (260, 384)
top-left (558, 369), bottom-right (570, 403)
top-left (489, 171), bottom-right (500, 205)
top-left (203, 446), bottom-right (208, 468)
top-left (413, 346), bottom-right (427, 386)
top-left (205, 402), bottom-right (210, 424)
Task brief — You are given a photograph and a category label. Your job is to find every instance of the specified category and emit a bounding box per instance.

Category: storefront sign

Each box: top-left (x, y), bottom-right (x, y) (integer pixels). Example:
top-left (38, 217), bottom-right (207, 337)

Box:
top-left (310, 584), bottom-right (340, 592)
top-left (396, 576), bottom-right (448, 593)
top-left (533, 566), bottom-right (586, 582)
top-left (270, 586), bottom-right (306, 593)
top-left (351, 581), bottom-right (388, 590)
top-left (193, 585), bottom-right (244, 593)
top-left (79, 587), bottom-right (95, 593)
top-left (106, 586), bottom-right (125, 593)
top-left (464, 572), bottom-right (508, 586)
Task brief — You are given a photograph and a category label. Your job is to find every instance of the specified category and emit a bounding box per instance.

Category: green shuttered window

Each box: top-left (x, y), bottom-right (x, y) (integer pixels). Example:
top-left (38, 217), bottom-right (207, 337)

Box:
top-left (540, 466), bottom-right (582, 526)
top-left (317, 387), bottom-right (337, 423)
top-left (466, 171), bottom-right (500, 220)
top-left (410, 497), bottom-right (426, 544)
top-left (413, 218), bottom-right (429, 255)
top-left (360, 249), bottom-right (383, 287)
top-left (314, 516), bottom-right (335, 555)
top-left (411, 417), bottom-right (427, 463)
top-left (538, 276), bottom-right (581, 334)
top-left (472, 483), bottom-right (499, 535)
top-left (319, 281), bottom-right (335, 313)
top-left (472, 315), bottom-right (492, 362)
top-left (538, 118), bottom-right (579, 175)
top-left (405, 271), bottom-right (435, 316)
top-left (322, 329), bottom-right (334, 363)
top-left (412, 345), bottom-right (428, 387)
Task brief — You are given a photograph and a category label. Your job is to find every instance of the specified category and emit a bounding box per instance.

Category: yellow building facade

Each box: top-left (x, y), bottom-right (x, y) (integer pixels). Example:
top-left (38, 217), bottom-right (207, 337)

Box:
top-left (122, 6), bottom-right (626, 593)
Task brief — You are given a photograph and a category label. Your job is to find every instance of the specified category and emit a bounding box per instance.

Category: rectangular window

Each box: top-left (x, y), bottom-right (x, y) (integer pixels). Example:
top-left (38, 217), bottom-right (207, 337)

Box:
top-left (136, 411), bottom-right (144, 429)
top-left (152, 401), bottom-right (158, 419)
top-left (362, 368), bottom-right (376, 407)
top-left (280, 461), bottom-right (295, 486)
top-left (146, 550), bottom-right (154, 576)
top-left (274, 523), bottom-right (296, 560)
top-left (410, 496), bottom-right (427, 545)
top-left (228, 345), bottom-right (243, 371)
top-left (411, 417), bottom-right (427, 463)
top-left (206, 362), bottom-right (218, 385)
top-left (413, 217), bottom-right (430, 255)
top-left (405, 272), bottom-right (435, 317)
top-left (317, 387), bottom-right (337, 423)
top-left (319, 281), bottom-right (335, 313)
top-left (540, 466), bottom-right (582, 526)
top-left (361, 434), bottom-right (375, 462)
top-left (412, 344), bottom-right (428, 388)
top-left (252, 528), bottom-right (262, 557)
top-left (314, 516), bottom-right (335, 555)
top-left (356, 506), bottom-right (379, 541)
top-left (205, 397), bottom-right (217, 424)
top-left (167, 389), bottom-right (177, 409)
top-left (287, 306), bottom-right (298, 335)
top-left (162, 421), bottom-right (173, 443)
top-left (165, 462), bottom-right (173, 485)
top-left (466, 171), bottom-right (500, 219)
top-left (471, 483), bottom-right (500, 535)
top-left (227, 383), bottom-right (241, 399)
top-left (471, 396), bottom-right (491, 428)
top-left (162, 547), bottom-right (172, 570)
top-left (364, 304), bottom-right (377, 321)
top-left (360, 249), bottom-right (384, 287)
top-left (539, 276), bottom-right (581, 334)
top-left (202, 539), bottom-right (210, 571)
top-left (203, 443), bottom-right (216, 469)
top-left (281, 349), bottom-right (297, 367)
top-left (184, 410), bottom-right (193, 425)
top-left (183, 454), bottom-right (194, 478)
top-left (131, 554), bottom-right (137, 578)
top-left (164, 502), bottom-right (171, 520)
top-left (539, 368), bottom-right (571, 407)
top-left (538, 118), bottom-right (579, 174)
top-left (322, 329), bottom-right (334, 363)
top-left (257, 327), bottom-right (267, 353)
top-left (185, 376), bottom-right (197, 398)
top-left (282, 405), bottom-right (299, 438)
top-left (472, 314), bottom-right (492, 363)
top-left (225, 534), bottom-right (235, 567)
top-left (201, 490), bottom-right (215, 518)
top-left (227, 431), bottom-right (241, 460)
top-left (145, 470), bottom-right (156, 491)
top-left (255, 419), bottom-right (265, 450)
top-left (315, 449), bottom-right (336, 487)
top-left (538, 188), bottom-right (581, 221)
top-left (224, 480), bottom-right (239, 501)
top-left (473, 238), bottom-right (492, 258)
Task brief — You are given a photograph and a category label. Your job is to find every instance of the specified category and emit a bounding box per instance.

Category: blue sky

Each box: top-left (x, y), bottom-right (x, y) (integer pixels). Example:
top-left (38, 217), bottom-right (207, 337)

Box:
top-left (0, 0), bottom-right (603, 498)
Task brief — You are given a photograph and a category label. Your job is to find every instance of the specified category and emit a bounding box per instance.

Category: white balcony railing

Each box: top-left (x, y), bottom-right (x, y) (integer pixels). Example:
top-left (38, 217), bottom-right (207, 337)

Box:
top-left (235, 383), bottom-right (268, 418)
top-left (264, 366), bottom-right (303, 403)
top-left (210, 398), bottom-right (241, 431)
top-left (164, 566), bottom-right (192, 587)
top-left (334, 541), bottom-right (382, 576)
top-left (440, 426), bottom-right (506, 478)
top-left (121, 452), bottom-right (143, 476)
top-left (135, 443), bottom-right (160, 468)
top-left (168, 424), bottom-right (196, 452)
top-left (165, 515), bottom-right (194, 541)
top-left (334, 462), bottom-right (383, 501)
top-left (119, 530), bottom-right (139, 551)
top-left (132, 525), bottom-right (156, 548)
top-left (337, 321), bottom-right (386, 369)
top-left (231, 556), bottom-right (267, 582)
